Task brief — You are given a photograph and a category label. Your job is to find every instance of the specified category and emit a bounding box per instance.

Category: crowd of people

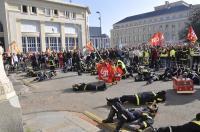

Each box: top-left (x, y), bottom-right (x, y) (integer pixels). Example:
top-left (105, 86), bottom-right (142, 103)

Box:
top-left (2, 43), bottom-right (200, 74)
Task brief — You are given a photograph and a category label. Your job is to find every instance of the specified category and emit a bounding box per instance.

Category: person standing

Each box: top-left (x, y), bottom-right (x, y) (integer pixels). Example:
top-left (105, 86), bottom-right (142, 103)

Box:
top-left (12, 53), bottom-right (19, 71)
top-left (73, 49), bottom-right (82, 75)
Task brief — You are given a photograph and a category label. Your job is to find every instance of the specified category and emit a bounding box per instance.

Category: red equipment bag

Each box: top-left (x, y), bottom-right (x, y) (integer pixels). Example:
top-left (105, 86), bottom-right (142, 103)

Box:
top-left (114, 67), bottom-right (123, 81)
top-left (172, 77), bottom-right (194, 94)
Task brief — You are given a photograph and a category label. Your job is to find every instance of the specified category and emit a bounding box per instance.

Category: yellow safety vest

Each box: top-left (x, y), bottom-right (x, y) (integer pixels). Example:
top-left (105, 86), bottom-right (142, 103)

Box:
top-left (190, 48), bottom-right (195, 56)
top-left (170, 50), bottom-right (176, 57)
top-left (192, 121), bottom-right (200, 126)
top-left (144, 51), bottom-right (149, 58)
top-left (160, 49), bottom-right (168, 57)
top-left (117, 60), bottom-right (126, 70)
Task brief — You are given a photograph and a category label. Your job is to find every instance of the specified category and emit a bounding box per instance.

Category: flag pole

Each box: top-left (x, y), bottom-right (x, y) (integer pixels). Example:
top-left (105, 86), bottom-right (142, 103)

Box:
top-left (93, 47), bottom-right (104, 61)
top-left (86, 41), bottom-right (104, 61)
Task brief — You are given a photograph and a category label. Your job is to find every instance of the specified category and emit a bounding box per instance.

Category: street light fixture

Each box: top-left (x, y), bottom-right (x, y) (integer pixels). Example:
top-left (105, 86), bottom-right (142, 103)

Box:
top-left (96, 11), bottom-right (102, 49)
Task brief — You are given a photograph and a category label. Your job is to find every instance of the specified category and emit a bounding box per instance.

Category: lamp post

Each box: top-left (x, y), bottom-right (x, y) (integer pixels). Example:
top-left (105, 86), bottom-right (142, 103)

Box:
top-left (96, 11), bottom-right (102, 49)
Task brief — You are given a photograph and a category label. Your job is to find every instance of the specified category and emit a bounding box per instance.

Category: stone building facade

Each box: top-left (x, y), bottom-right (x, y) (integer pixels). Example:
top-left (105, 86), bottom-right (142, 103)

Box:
top-left (111, 1), bottom-right (196, 48)
top-left (0, 0), bottom-right (90, 53)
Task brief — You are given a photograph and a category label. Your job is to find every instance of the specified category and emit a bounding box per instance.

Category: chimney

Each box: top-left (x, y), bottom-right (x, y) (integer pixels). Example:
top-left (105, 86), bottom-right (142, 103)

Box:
top-left (165, 1), bottom-right (170, 5)
top-left (165, 1), bottom-right (170, 8)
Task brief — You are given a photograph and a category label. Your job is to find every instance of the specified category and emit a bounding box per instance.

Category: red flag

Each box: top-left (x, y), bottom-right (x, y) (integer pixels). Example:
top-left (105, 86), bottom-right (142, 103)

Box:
top-left (86, 41), bottom-right (94, 51)
top-left (149, 32), bottom-right (164, 46)
top-left (187, 26), bottom-right (198, 43)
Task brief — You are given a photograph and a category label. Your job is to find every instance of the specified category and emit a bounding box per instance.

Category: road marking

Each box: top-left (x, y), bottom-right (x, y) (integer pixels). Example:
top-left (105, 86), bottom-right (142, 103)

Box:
top-left (84, 111), bottom-right (129, 132)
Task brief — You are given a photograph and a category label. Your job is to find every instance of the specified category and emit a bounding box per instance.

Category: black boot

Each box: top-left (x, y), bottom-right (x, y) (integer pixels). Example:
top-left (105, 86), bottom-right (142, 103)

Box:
top-left (102, 118), bottom-right (114, 123)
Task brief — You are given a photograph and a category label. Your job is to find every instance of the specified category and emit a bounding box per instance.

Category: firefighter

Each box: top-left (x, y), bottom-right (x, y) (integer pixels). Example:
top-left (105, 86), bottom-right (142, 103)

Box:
top-left (156, 113), bottom-right (200, 132)
top-left (102, 102), bottom-right (158, 132)
top-left (106, 91), bottom-right (166, 106)
top-left (143, 49), bottom-right (150, 66)
top-left (116, 59), bottom-right (128, 79)
top-left (180, 46), bottom-right (189, 66)
top-left (192, 45), bottom-right (200, 71)
top-left (49, 54), bottom-right (55, 72)
top-left (73, 50), bottom-right (82, 75)
top-left (189, 45), bottom-right (195, 69)
top-left (169, 47), bottom-right (176, 67)
top-left (160, 48), bottom-right (168, 68)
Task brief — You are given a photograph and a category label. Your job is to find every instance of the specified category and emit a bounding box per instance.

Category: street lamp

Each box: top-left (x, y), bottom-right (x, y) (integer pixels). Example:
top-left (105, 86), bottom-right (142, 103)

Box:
top-left (96, 11), bottom-right (102, 49)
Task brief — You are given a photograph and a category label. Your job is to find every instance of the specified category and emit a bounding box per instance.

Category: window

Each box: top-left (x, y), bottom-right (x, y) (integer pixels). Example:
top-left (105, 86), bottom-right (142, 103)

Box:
top-left (166, 16), bottom-right (170, 20)
top-left (0, 22), bottom-right (3, 32)
top-left (46, 37), bottom-right (61, 52)
top-left (159, 25), bottom-right (163, 31)
top-left (65, 37), bottom-right (78, 50)
top-left (65, 11), bottom-right (70, 18)
top-left (22, 5), bottom-right (28, 13)
top-left (82, 13), bottom-right (85, 18)
top-left (31, 6), bottom-right (37, 14)
top-left (72, 12), bottom-right (76, 19)
top-left (165, 24), bottom-right (169, 31)
top-left (22, 37), bottom-right (41, 53)
top-left (172, 25), bottom-right (175, 32)
top-left (37, 37), bottom-right (41, 52)
top-left (45, 8), bottom-right (51, 16)
top-left (54, 9), bottom-right (58, 16)
top-left (179, 14), bottom-right (183, 18)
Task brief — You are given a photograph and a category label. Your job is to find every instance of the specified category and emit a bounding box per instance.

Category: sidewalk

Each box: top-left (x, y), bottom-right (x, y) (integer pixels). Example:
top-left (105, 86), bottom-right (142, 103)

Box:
top-left (23, 111), bottom-right (101, 132)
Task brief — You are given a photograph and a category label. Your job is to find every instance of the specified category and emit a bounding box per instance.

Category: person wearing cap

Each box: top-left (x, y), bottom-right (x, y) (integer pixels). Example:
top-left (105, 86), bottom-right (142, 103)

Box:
top-left (102, 102), bottom-right (158, 132)
top-left (156, 113), bottom-right (200, 132)
top-left (106, 91), bottom-right (166, 106)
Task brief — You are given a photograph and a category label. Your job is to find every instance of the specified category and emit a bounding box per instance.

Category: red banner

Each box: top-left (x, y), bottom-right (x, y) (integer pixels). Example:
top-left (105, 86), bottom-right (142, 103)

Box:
top-left (187, 26), bottom-right (198, 43)
top-left (97, 62), bottom-right (114, 83)
top-left (149, 32), bottom-right (164, 47)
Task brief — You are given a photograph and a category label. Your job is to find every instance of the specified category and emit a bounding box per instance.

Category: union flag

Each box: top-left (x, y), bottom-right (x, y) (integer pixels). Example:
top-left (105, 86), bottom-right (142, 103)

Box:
top-left (187, 26), bottom-right (198, 43)
top-left (149, 32), bottom-right (164, 47)
top-left (97, 62), bottom-right (114, 83)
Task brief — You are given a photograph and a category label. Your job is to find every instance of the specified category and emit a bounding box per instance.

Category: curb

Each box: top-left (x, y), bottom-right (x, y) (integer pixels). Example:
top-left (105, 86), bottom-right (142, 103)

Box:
top-left (84, 111), bottom-right (129, 132)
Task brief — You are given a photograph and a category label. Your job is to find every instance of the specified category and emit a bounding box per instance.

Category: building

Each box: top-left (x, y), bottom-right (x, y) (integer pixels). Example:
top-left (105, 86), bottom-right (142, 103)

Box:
top-left (111, 1), bottom-right (196, 48)
top-left (0, 0), bottom-right (90, 53)
top-left (89, 27), bottom-right (110, 49)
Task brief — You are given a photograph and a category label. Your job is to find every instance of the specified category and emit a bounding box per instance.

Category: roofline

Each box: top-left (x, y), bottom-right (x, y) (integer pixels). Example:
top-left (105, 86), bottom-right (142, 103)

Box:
top-left (43, 0), bottom-right (91, 14)
top-left (114, 6), bottom-right (190, 25)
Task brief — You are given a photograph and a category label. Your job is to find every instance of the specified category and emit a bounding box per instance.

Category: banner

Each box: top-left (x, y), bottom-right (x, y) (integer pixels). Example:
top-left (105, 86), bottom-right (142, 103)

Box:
top-left (97, 62), bottom-right (114, 83)
top-left (187, 26), bottom-right (198, 43)
top-left (149, 32), bottom-right (164, 47)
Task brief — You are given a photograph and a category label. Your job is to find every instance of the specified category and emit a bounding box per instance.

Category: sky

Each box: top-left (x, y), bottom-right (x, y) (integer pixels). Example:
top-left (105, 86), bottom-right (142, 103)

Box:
top-left (65, 0), bottom-right (199, 36)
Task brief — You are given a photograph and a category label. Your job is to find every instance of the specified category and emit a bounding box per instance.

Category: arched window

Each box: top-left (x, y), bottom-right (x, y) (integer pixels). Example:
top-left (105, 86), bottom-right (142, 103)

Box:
top-left (0, 22), bottom-right (3, 32)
